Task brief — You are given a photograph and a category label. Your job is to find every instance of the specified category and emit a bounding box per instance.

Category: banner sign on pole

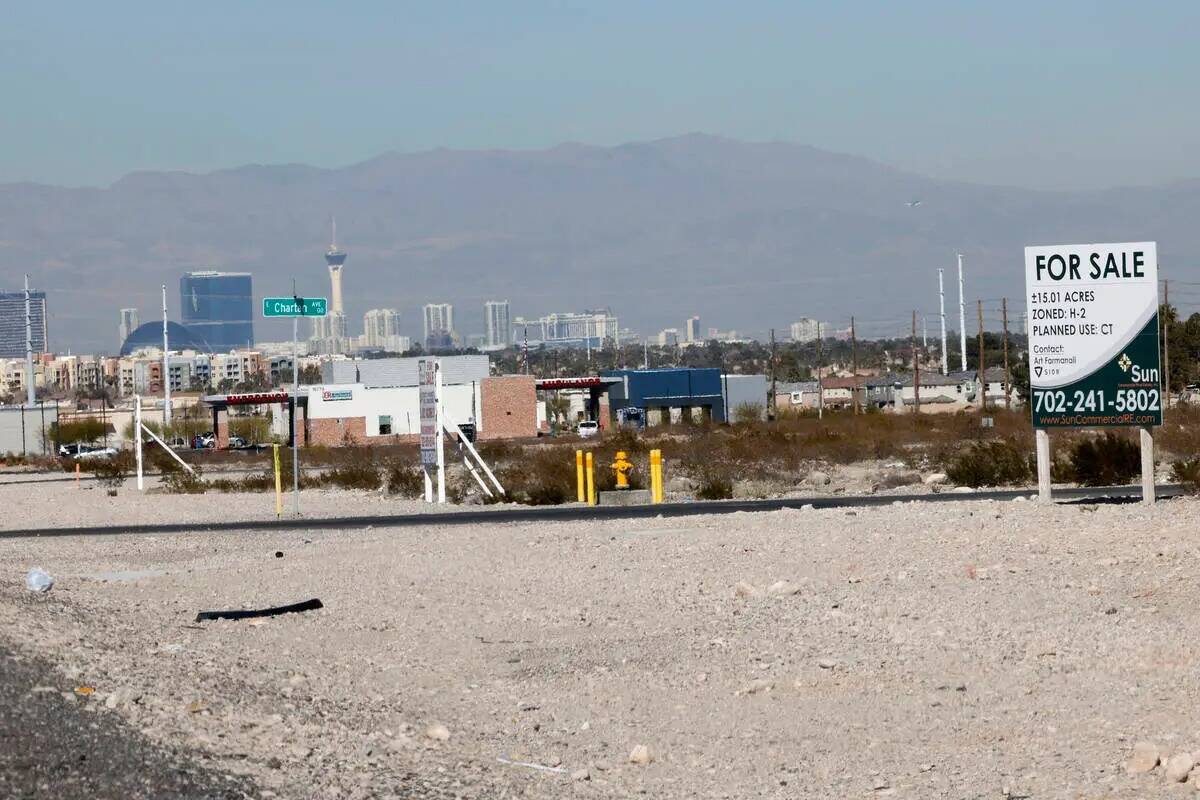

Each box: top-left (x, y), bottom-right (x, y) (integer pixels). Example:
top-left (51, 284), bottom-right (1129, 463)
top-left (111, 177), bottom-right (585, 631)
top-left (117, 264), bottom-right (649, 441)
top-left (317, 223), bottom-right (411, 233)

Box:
top-left (419, 359), bottom-right (439, 467)
top-left (1024, 242), bottom-right (1161, 428)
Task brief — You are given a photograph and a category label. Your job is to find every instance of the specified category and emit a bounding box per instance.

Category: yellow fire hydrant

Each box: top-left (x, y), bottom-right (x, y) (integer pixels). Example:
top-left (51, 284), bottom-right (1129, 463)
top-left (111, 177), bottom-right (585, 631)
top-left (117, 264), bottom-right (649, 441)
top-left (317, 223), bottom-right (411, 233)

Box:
top-left (612, 450), bottom-right (634, 489)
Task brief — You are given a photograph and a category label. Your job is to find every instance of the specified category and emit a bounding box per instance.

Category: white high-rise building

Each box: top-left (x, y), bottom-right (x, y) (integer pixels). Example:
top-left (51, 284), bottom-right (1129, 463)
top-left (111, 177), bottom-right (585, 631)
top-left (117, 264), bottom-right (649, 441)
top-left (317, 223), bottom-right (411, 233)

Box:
top-left (119, 308), bottom-right (139, 345)
top-left (512, 310), bottom-right (619, 347)
top-left (423, 303), bottom-right (455, 345)
top-left (685, 316), bottom-right (701, 342)
top-left (484, 300), bottom-right (511, 348)
top-left (657, 328), bottom-right (680, 347)
top-left (363, 308), bottom-right (404, 349)
top-left (790, 318), bottom-right (823, 343)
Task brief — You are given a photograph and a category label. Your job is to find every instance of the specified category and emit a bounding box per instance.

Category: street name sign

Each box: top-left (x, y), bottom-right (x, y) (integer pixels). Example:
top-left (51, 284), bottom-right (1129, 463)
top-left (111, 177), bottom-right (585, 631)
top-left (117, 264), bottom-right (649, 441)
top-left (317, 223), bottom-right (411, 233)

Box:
top-left (1023, 242), bottom-right (1160, 428)
top-left (262, 297), bottom-right (328, 317)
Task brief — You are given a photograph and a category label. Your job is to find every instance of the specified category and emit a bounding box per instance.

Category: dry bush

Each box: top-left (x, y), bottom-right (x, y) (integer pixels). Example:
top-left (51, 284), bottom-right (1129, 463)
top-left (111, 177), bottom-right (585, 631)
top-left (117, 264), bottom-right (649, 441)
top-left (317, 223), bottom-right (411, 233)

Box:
top-left (946, 439), bottom-right (1033, 487)
top-left (384, 460), bottom-right (426, 498)
top-left (1067, 432), bottom-right (1140, 487)
top-left (1171, 458), bottom-right (1200, 492)
top-left (494, 447), bottom-right (578, 505)
top-left (162, 468), bottom-right (207, 494)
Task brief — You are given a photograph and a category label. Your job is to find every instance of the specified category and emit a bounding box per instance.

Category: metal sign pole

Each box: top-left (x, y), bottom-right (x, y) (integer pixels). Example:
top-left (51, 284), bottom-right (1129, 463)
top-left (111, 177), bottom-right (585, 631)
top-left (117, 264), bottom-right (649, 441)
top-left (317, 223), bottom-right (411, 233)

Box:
top-left (435, 363), bottom-right (446, 503)
top-left (135, 395), bottom-right (144, 491)
top-left (292, 313), bottom-right (300, 516)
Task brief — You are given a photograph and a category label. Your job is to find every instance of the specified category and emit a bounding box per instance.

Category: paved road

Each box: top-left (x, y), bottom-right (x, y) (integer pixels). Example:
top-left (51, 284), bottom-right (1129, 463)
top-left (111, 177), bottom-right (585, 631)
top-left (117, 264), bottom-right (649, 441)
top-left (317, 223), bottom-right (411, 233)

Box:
top-left (0, 639), bottom-right (257, 799)
top-left (0, 483), bottom-right (1179, 540)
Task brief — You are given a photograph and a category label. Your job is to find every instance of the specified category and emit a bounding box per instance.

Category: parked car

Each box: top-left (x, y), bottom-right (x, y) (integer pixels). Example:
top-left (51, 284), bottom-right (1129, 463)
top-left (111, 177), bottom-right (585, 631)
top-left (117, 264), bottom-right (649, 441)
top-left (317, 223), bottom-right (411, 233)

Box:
top-left (75, 447), bottom-right (119, 460)
top-left (58, 443), bottom-right (82, 457)
top-left (228, 435), bottom-right (248, 449)
top-left (577, 420), bottom-right (600, 438)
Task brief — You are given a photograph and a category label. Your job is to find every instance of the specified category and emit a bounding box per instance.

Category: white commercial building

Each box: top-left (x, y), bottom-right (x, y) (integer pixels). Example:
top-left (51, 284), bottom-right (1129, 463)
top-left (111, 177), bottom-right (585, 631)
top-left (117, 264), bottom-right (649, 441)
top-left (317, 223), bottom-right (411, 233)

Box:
top-left (790, 318), bottom-right (823, 343)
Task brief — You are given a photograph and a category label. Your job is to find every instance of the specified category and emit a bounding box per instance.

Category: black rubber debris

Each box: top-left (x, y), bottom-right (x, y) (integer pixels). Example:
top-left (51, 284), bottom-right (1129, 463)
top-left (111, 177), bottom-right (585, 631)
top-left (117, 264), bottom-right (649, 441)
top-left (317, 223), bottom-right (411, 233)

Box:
top-left (195, 598), bottom-right (323, 623)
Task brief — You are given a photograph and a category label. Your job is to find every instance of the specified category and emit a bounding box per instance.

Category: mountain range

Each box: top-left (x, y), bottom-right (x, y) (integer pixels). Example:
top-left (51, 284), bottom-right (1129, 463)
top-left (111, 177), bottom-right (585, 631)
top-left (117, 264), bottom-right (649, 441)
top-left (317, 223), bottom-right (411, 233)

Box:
top-left (2, 133), bottom-right (1198, 352)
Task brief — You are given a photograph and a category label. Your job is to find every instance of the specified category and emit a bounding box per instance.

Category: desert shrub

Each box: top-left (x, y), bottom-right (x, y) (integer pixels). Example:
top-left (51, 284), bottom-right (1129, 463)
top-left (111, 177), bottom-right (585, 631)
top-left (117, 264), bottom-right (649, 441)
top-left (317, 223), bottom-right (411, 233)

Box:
top-left (162, 467), bottom-right (207, 494)
top-left (91, 450), bottom-right (135, 490)
top-left (478, 440), bottom-right (520, 462)
top-left (384, 460), bottom-right (426, 498)
top-left (324, 459), bottom-right (383, 491)
top-left (493, 448), bottom-right (578, 505)
top-left (945, 439), bottom-right (1033, 487)
top-left (1067, 433), bottom-right (1139, 487)
top-left (731, 402), bottom-right (763, 425)
top-left (1170, 458), bottom-right (1200, 492)
top-left (695, 466), bottom-right (734, 500)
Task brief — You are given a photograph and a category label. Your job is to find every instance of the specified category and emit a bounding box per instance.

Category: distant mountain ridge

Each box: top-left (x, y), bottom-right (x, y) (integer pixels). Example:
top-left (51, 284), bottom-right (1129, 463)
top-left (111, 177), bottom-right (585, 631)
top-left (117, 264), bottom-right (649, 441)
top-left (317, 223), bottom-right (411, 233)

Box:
top-left (1, 133), bottom-right (1197, 352)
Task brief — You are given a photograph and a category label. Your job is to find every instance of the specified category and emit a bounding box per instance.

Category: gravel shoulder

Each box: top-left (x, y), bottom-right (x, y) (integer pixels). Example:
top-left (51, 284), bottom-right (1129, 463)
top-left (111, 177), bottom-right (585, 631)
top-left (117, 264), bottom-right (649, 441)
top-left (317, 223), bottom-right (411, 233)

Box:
top-left (2, 492), bottom-right (1198, 798)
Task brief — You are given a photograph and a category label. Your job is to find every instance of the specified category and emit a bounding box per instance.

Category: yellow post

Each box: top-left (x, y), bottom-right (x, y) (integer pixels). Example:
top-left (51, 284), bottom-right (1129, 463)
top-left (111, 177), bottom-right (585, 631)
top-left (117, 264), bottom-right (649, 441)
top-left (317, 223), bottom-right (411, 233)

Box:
top-left (585, 451), bottom-right (596, 506)
top-left (75, 462), bottom-right (81, 488)
top-left (650, 449), bottom-right (663, 503)
top-left (273, 444), bottom-right (283, 518)
top-left (575, 450), bottom-right (585, 502)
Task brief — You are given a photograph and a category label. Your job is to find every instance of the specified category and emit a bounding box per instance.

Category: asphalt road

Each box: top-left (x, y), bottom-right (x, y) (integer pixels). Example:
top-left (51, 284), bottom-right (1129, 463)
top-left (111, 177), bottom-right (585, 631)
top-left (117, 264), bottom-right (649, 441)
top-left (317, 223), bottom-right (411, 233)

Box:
top-left (0, 637), bottom-right (257, 800)
top-left (0, 483), bottom-right (1180, 540)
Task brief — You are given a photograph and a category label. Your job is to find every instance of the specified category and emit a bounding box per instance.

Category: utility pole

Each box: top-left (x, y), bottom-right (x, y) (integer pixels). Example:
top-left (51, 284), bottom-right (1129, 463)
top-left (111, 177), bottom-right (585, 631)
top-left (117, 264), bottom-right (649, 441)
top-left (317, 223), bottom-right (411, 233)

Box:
top-left (851, 316), bottom-right (859, 415)
top-left (162, 284), bottom-right (172, 427)
top-left (912, 310), bottom-right (920, 414)
top-left (768, 328), bottom-right (777, 421)
top-left (1163, 279), bottom-right (1171, 409)
top-left (957, 254), bottom-right (968, 372)
top-left (938, 268), bottom-right (948, 375)
top-left (24, 274), bottom-right (35, 408)
top-left (815, 323), bottom-right (824, 420)
top-left (1002, 297), bottom-right (1011, 410)
top-left (977, 299), bottom-right (986, 411)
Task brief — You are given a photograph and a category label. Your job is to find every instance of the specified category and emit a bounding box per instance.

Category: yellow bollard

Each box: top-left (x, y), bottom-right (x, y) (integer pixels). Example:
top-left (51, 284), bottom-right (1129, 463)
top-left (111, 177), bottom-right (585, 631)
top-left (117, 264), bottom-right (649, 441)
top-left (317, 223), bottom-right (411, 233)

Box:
top-left (273, 444), bottom-right (283, 518)
top-left (585, 452), bottom-right (596, 506)
top-left (576, 450), bottom-right (585, 503)
top-left (650, 449), bottom-right (663, 503)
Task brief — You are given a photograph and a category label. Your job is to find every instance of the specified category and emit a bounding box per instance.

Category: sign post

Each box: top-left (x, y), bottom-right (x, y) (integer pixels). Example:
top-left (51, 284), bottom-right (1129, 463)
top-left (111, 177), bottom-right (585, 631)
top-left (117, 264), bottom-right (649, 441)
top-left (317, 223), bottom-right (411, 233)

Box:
top-left (1024, 242), bottom-right (1160, 503)
top-left (419, 358), bottom-right (444, 503)
top-left (262, 295), bottom-right (327, 515)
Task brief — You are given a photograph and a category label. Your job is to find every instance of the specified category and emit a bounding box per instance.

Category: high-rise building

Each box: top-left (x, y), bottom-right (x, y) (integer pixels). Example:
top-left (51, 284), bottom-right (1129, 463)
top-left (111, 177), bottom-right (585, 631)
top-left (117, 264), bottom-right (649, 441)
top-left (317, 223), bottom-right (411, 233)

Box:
top-left (363, 308), bottom-right (404, 349)
top-left (0, 290), bottom-right (48, 358)
top-left (657, 328), bottom-right (680, 347)
top-left (423, 303), bottom-right (455, 348)
top-left (179, 271), bottom-right (253, 351)
top-left (484, 300), bottom-right (511, 348)
top-left (118, 308), bottom-right (139, 346)
top-left (790, 318), bottom-right (823, 343)
top-left (325, 218), bottom-right (348, 352)
top-left (685, 316), bottom-right (701, 342)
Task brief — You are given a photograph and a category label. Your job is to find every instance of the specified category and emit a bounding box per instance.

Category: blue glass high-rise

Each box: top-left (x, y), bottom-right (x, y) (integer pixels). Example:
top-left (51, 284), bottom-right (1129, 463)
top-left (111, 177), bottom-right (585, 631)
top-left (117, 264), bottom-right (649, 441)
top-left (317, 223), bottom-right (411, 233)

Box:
top-left (179, 271), bottom-right (253, 351)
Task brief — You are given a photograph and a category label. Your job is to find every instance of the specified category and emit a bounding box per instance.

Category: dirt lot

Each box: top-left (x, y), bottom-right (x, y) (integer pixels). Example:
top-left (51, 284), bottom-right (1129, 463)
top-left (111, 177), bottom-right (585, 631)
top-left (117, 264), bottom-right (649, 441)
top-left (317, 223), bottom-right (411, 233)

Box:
top-left (2, 490), bottom-right (1198, 799)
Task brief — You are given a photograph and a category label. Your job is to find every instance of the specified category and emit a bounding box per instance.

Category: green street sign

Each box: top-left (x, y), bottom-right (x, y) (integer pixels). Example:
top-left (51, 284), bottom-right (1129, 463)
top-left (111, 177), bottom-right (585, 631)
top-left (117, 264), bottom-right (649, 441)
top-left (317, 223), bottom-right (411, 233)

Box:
top-left (263, 297), bottom-right (328, 318)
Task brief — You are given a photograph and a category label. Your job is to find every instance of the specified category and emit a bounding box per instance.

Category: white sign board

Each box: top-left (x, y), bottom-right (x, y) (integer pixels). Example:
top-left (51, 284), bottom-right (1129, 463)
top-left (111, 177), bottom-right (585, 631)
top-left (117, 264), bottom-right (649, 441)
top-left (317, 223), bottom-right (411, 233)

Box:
top-left (1023, 241), bottom-right (1161, 427)
top-left (418, 359), bottom-right (438, 466)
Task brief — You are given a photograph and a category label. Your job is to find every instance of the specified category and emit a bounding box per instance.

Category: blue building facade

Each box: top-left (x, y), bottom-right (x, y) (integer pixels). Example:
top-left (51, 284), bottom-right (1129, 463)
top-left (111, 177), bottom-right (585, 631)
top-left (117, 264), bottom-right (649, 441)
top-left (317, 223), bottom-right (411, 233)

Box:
top-left (180, 271), bottom-right (253, 351)
top-left (601, 368), bottom-right (727, 424)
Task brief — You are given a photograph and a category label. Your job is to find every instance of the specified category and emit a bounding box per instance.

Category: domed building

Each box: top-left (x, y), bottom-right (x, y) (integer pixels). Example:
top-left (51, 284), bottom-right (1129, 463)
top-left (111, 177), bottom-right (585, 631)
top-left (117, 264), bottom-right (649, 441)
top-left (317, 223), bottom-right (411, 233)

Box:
top-left (119, 321), bottom-right (211, 356)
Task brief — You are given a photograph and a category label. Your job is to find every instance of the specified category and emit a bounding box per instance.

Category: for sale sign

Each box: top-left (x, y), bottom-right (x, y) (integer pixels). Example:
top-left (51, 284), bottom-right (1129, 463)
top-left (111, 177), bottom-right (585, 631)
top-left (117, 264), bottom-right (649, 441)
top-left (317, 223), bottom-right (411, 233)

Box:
top-left (418, 359), bottom-right (439, 466)
top-left (1024, 242), bottom-right (1161, 428)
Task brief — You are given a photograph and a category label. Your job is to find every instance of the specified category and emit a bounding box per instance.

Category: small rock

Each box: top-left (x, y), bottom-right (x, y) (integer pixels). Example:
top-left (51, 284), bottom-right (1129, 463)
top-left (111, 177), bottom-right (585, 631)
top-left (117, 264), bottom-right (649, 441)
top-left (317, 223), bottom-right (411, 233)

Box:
top-left (806, 470), bottom-right (831, 487)
top-left (571, 768), bottom-right (591, 782)
top-left (1125, 741), bottom-right (1160, 774)
top-left (1165, 752), bottom-right (1194, 782)
top-left (923, 472), bottom-right (948, 485)
top-left (950, 486), bottom-right (976, 494)
top-left (733, 581), bottom-right (763, 599)
top-left (424, 724), bottom-right (450, 741)
top-left (767, 580), bottom-right (800, 597)
top-left (629, 744), bottom-right (654, 765)
top-left (736, 679), bottom-right (774, 696)
top-left (873, 777), bottom-right (890, 790)
top-left (817, 658), bottom-right (837, 670)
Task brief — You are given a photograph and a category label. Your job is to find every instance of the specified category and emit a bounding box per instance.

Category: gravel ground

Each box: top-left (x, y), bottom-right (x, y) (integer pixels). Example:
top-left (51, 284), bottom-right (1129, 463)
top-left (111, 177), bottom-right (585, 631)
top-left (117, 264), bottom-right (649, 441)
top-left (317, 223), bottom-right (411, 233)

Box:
top-left (2, 491), bottom-right (1198, 798)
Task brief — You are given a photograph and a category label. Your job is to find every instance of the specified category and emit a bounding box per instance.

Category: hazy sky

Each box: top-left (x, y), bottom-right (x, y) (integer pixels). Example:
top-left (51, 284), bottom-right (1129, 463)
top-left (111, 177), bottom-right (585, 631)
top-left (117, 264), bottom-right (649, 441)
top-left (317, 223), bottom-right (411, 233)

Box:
top-left (3, 1), bottom-right (1197, 190)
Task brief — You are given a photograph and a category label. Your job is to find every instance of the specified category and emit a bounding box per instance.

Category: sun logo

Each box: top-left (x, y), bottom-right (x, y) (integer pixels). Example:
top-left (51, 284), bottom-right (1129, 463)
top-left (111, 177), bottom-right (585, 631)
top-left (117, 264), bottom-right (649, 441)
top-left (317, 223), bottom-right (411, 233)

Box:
top-left (1118, 353), bottom-right (1132, 372)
